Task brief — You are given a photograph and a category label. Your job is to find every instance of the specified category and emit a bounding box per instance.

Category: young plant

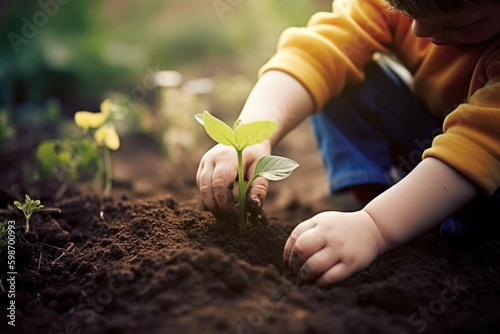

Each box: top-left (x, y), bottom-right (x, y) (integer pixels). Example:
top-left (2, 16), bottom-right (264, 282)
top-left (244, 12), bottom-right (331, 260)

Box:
top-left (195, 110), bottom-right (299, 235)
top-left (13, 195), bottom-right (45, 234)
top-left (36, 138), bottom-right (100, 186)
top-left (74, 99), bottom-right (121, 197)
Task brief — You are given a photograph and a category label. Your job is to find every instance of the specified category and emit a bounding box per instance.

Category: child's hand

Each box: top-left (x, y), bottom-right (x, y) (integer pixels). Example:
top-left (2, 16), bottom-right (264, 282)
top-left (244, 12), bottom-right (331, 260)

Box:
top-left (196, 142), bottom-right (271, 219)
top-left (284, 210), bottom-right (386, 287)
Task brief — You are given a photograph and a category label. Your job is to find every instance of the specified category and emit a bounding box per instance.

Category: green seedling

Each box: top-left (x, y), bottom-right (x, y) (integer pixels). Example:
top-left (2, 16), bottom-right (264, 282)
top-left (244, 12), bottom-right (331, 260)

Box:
top-left (13, 195), bottom-right (45, 234)
top-left (195, 110), bottom-right (299, 235)
top-left (37, 138), bottom-right (100, 184)
top-left (74, 99), bottom-right (122, 197)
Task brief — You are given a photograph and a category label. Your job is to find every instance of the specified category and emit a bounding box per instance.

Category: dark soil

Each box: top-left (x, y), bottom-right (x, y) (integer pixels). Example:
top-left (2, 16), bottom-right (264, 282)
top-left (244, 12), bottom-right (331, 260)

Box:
top-left (1, 123), bottom-right (500, 334)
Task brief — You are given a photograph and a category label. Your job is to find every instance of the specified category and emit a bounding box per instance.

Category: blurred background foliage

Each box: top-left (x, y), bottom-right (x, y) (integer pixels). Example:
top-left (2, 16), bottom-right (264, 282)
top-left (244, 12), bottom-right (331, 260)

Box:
top-left (0, 0), bottom-right (330, 151)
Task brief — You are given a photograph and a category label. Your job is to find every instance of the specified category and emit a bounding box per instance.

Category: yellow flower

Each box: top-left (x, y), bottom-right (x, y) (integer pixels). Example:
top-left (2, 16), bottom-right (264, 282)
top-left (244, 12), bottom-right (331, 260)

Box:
top-left (74, 99), bottom-right (113, 130)
top-left (94, 124), bottom-right (120, 150)
top-left (74, 111), bottom-right (106, 130)
top-left (99, 99), bottom-right (112, 116)
top-left (74, 99), bottom-right (120, 150)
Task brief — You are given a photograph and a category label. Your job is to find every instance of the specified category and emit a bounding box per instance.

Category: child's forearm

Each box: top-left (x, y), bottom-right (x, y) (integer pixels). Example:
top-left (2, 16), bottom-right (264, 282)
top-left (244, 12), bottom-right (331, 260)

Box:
top-left (364, 157), bottom-right (479, 253)
top-left (238, 70), bottom-right (315, 147)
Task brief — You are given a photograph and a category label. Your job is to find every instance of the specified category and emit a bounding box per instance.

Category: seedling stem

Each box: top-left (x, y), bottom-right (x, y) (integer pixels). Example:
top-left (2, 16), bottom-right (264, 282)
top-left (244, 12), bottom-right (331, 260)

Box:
top-left (103, 146), bottom-right (112, 197)
top-left (237, 149), bottom-right (246, 234)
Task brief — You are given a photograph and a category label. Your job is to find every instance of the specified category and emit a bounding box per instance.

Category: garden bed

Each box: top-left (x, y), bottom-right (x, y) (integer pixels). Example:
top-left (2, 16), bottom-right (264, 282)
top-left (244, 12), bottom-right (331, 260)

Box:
top-left (1, 124), bottom-right (500, 334)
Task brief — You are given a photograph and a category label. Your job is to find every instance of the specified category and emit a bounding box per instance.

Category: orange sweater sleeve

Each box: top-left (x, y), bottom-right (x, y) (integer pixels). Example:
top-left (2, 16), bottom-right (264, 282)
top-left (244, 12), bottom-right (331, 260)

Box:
top-left (258, 0), bottom-right (394, 111)
top-left (423, 56), bottom-right (500, 195)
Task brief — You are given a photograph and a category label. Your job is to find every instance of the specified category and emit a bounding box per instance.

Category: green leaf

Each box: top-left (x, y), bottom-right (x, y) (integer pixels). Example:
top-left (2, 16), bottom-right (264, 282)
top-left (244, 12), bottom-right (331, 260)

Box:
top-left (199, 111), bottom-right (237, 147)
top-left (36, 139), bottom-right (99, 181)
top-left (37, 140), bottom-right (73, 171)
top-left (234, 120), bottom-right (276, 150)
top-left (254, 155), bottom-right (299, 181)
top-left (13, 201), bottom-right (22, 209)
top-left (73, 139), bottom-right (100, 179)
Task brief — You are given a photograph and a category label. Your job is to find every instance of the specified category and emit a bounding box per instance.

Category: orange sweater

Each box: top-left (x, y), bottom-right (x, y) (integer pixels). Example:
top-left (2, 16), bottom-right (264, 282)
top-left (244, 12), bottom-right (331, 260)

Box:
top-left (259, 0), bottom-right (500, 195)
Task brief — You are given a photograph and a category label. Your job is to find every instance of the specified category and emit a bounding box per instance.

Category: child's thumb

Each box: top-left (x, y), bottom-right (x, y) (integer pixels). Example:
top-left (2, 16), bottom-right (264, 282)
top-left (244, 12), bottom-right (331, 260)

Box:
top-left (248, 177), bottom-right (269, 208)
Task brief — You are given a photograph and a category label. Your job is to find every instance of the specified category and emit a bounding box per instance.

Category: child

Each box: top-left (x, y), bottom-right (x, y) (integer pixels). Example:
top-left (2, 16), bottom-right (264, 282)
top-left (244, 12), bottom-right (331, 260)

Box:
top-left (196, 0), bottom-right (500, 286)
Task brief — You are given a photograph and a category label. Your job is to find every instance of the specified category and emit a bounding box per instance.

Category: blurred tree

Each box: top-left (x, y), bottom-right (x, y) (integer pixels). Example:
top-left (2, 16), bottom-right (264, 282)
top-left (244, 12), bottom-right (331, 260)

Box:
top-left (0, 0), bottom-right (330, 124)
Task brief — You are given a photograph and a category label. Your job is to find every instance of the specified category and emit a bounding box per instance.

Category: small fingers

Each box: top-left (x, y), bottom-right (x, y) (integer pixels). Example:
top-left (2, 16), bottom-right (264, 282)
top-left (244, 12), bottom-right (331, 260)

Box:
top-left (283, 218), bottom-right (317, 262)
top-left (316, 263), bottom-right (351, 287)
top-left (196, 151), bottom-right (237, 218)
top-left (248, 176), bottom-right (268, 208)
top-left (298, 247), bottom-right (340, 283)
top-left (197, 161), bottom-right (220, 216)
top-left (286, 226), bottom-right (325, 273)
top-left (211, 163), bottom-right (236, 215)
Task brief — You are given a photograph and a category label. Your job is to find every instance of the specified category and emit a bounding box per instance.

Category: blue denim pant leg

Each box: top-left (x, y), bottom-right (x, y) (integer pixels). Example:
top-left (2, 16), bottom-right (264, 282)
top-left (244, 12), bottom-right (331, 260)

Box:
top-left (309, 57), bottom-right (500, 245)
top-left (310, 57), bottom-right (441, 193)
top-left (440, 189), bottom-right (500, 247)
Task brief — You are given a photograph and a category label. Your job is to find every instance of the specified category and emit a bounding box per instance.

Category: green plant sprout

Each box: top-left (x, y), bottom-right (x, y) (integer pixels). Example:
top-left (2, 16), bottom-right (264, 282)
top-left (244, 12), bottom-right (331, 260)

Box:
top-left (74, 99), bottom-right (121, 197)
top-left (13, 195), bottom-right (45, 234)
top-left (195, 110), bottom-right (299, 235)
top-left (36, 138), bottom-right (100, 186)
